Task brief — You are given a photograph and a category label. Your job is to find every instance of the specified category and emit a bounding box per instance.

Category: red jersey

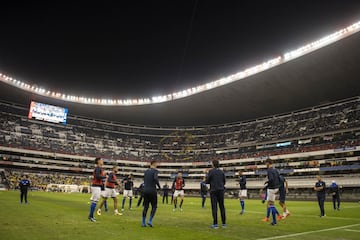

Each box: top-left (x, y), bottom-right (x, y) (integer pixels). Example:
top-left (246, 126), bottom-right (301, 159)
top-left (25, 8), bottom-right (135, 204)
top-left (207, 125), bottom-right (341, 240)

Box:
top-left (173, 177), bottom-right (185, 190)
top-left (106, 172), bottom-right (117, 188)
top-left (92, 166), bottom-right (105, 186)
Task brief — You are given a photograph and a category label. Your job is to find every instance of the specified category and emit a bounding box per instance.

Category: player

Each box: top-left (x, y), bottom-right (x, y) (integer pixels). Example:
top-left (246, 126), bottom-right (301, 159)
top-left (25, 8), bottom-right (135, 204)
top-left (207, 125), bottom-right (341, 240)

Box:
top-left (121, 173), bottom-right (134, 211)
top-left (237, 171), bottom-right (247, 214)
top-left (314, 175), bottom-right (326, 217)
top-left (264, 159), bottom-right (281, 225)
top-left (172, 172), bottom-right (185, 211)
top-left (142, 160), bottom-right (161, 227)
top-left (278, 174), bottom-right (290, 218)
top-left (162, 182), bottom-right (169, 204)
top-left (97, 166), bottom-right (122, 216)
top-left (261, 180), bottom-right (281, 222)
top-left (88, 157), bottom-right (106, 222)
top-left (200, 176), bottom-right (208, 208)
top-left (136, 182), bottom-right (145, 207)
top-left (329, 180), bottom-right (341, 210)
top-left (19, 175), bottom-right (30, 204)
top-left (206, 160), bottom-right (226, 229)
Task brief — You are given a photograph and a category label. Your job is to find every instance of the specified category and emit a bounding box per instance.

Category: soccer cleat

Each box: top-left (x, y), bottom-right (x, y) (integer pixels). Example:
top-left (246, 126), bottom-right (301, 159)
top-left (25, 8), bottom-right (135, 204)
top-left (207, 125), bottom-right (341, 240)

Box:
top-left (88, 216), bottom-right (97, 222)
top-left (97, 209), bottom-right (101, 216)
top-left (173, 208), bottom-right (176, 212)
top-left (277, 215), bottom-right (282, 221)
top-left (222, 224), bottom-right (227, 228)
top-left (210, 224), bottom-right (219, 229)
top-left (121, 208), bottom-right (124, 212)
top-left (261, 217), bottom-right (269, 222)
top-left (114, 210), bottom-right (123, 216)
top-left (141, 223), bottom-right (147, 227)
top-left (270, 222), bottom-right (277, 226)
top-left (147, 222), bottom-right (153, 227)
top-left (180, 208), bottom-right (183, 212)
top-left (240, 210), bottom-right (245, 215)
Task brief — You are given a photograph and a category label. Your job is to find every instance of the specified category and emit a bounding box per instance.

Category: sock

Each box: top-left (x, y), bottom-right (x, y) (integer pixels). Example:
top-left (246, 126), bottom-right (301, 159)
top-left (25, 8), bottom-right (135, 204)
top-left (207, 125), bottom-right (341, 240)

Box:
top-left (122, 198), bottom-right (126, 209)
top-left (89, 202), bottom-right (97, 218)
top-left (240, 200), bottom-right (245, 211)
top-left (180, 199), bottom-right (183, 208)
top-left (174, 199), bottom-right (177, 208)
top-left (266, 207), bottom-right (271, 218)
top-left (271, 206), bottom-right (277, 224)
top-left (104, 200), bottom-right (108, 211)
top-left (129, 197), bottom-right (132, 208)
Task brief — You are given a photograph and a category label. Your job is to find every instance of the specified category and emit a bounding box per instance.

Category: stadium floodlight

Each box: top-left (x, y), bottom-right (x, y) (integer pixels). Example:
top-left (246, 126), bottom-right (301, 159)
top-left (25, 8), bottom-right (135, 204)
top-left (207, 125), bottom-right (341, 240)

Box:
top-left (1, 20), bottom-right (360, 106)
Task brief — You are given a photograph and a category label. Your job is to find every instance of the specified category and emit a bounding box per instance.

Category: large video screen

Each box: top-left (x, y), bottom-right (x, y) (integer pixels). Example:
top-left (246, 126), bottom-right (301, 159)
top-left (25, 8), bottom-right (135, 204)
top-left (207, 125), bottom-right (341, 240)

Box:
top-left (28, 101), bottom-right (68, 125)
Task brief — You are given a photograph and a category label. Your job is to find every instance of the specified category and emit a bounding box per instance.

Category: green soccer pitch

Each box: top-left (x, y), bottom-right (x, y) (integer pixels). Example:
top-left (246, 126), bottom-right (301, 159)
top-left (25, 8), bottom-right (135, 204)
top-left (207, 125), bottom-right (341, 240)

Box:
top-left (0, 191), bottom-right (359, 240)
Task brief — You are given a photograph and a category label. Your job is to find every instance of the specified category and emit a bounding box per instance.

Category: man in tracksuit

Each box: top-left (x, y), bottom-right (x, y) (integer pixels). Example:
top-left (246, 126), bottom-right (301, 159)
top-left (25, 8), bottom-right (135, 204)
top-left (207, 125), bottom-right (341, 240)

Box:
top-left (206, 160), bottom-right (226, 229)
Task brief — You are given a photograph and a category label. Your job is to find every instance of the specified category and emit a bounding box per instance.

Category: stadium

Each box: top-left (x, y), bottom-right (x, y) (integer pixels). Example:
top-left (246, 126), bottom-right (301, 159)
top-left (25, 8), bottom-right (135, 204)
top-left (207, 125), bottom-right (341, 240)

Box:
top-left (0, 2), bottom-right (360, 240)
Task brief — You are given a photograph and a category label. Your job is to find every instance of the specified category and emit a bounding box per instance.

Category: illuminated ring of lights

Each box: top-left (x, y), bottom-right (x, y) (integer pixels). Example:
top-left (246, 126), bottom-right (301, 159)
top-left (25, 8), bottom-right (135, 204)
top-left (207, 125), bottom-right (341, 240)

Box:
top-left (1, 21), bottom-right (360, 106)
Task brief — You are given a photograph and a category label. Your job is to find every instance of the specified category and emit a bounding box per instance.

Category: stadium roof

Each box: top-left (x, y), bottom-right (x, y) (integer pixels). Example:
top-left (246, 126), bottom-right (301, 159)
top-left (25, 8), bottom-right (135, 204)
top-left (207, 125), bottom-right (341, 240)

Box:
top-left (1, 28), bottom-right (360, 126)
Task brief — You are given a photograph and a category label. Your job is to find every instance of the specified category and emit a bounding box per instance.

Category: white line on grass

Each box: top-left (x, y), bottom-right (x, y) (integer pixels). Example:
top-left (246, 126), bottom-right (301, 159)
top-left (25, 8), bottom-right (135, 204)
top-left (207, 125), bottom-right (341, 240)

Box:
top-left (344, 229), bottom-right (360, 233)
top-left (257, 223), bottom-right (360, 240)
top-left (243, 210), bottom-right (360, 221)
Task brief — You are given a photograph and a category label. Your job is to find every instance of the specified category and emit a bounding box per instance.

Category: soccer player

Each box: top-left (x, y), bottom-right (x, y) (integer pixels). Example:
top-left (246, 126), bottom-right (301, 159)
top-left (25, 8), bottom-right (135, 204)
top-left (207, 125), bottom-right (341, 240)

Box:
top-left (121, 173), bottom-right (134, 211)
top-left (279, 174), bottom-right (290, 218)
top-left (237, 171), bottom-right (247, 214)
top-left (200, 176), bottom-right (208, 208)
top-left (172, 172), bottom-right (185, 211)
top-left (206, 160), bottom-right (226, 229)
top-left (97, 166), bottom-right (122, 216)
top-left (142, 160), bottom-right (161, 227)
top-left (329, 180), bottom-right (341, 210)
top-left (162, 182), bottom-right (169, 204)
top-left (136, 182), bottom-right (145, 207)
top-left (264, 159), bottom-right (281, 226)
top-left (314, 175), bottom-right (326, 217)
top-left (19, 175), bottom-right (30, 204)
top-left (261, 180), bottom-right (281, 222)
top-left (88, 157), bottom-right (106, 222)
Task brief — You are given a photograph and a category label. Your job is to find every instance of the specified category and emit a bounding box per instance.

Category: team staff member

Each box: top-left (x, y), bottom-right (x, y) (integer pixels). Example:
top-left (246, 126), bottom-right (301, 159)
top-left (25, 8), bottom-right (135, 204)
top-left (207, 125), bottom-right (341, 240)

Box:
top-left (162, 182), bottom-right (169, 204)
top-left (97, 166), bottom-right (122, 216)
top-left (314, 175), bottom-right (326, 217)
top-left (142, 160), bottom-right (161, 227)
top-left (206, 160), bottom-right (226, 229)
top-left (237, 171), bottom-right (247, 215)
top-left (136, 182), bottom-right (145, 207)
top-left (329, 180), bottom-right (341, 211)
top-left (122, 174), bottom-right (134, 211)
top-left (200, 176), bottom-right (208, 208)
top-left (19, 175), bottom-right (30, 204)
top-left (88, 157), bottom-right (106, 222)
top-left (172, 172), bottom-right (185, 211)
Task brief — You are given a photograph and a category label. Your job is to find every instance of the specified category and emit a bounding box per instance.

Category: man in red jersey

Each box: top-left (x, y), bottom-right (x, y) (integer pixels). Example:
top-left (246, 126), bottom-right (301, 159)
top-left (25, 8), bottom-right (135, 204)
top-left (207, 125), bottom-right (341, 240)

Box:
top-left (172, 172), bottom-right (185, 211)
top-left (88, 157), bottom-right (106, 222)
top-left (97, 166), bottom-right (122, 216)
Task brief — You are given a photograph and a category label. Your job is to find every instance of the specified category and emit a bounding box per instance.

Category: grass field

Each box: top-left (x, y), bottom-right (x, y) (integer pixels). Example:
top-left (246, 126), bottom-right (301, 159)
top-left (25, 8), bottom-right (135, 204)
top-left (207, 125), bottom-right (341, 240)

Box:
top-left (0, 191), bottom-right (359, 240)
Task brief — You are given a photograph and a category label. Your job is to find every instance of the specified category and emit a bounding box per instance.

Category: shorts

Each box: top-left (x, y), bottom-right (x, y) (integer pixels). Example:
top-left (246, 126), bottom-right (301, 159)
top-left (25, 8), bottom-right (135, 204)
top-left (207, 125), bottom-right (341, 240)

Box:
top-left (238, 189), bottom-right (247, 198)
top-left (173, 190), bottom-right (185, 197)
top-left (266, 188), bottom-right (279, 202)
top-left (279, 190), bottom-right (286, 203)
top-left (123, 189), bottom-right (133, 197)
top-left (102, 188), bottom-right (118, 198)
top-left (90, 186), bottom-right (101, 202)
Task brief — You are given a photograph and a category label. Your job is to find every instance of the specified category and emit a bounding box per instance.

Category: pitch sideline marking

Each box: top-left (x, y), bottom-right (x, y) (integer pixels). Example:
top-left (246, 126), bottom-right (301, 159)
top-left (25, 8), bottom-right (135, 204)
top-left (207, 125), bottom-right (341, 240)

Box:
top-left (344, 229), bottom-right (360, 233)
top-left (243, 210), bottom-right (360, 221)
top-left (257, 223), bottom-right (360, 240)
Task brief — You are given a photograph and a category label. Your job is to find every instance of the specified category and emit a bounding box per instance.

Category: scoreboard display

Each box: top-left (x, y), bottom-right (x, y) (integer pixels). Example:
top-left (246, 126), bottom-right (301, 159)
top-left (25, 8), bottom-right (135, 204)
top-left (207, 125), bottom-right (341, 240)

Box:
top-left (28, 101), bottom-right (68, 125)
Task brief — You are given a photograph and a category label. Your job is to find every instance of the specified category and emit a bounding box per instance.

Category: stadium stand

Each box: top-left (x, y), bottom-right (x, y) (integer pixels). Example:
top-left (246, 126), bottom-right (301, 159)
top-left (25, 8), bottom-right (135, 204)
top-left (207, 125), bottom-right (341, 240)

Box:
top-left (0, 97), bottom-right (359, 200)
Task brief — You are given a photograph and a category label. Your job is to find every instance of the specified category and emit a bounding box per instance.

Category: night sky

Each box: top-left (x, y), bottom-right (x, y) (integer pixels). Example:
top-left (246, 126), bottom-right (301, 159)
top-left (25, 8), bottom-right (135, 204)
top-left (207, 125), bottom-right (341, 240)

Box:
top-left (1, 0), bottom-right (360, 99)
